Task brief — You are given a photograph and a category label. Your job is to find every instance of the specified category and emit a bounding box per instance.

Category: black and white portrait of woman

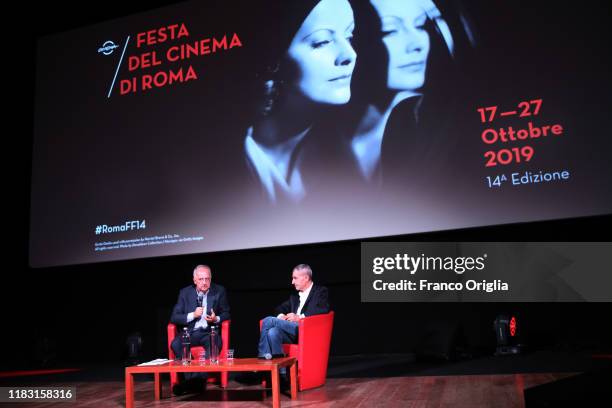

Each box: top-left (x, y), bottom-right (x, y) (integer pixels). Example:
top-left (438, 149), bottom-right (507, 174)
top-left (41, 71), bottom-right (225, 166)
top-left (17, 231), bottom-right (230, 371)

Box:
top-left (348, 0), bottom-right (472, 188)
top-left (350, 0), bottom-right (432, 182)
top-left (244, 0), bottom-right (356, 204)
top-left (240, 0), bottom-right (475, 206)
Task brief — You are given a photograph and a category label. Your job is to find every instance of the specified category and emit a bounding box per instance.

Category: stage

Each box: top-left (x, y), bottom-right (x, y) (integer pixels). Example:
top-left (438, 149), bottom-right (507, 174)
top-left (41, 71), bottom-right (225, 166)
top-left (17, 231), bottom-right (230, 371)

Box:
top-left (2, 351), bottom-right (610, 407)
top-left (0, 373), bottom-right (576, 407)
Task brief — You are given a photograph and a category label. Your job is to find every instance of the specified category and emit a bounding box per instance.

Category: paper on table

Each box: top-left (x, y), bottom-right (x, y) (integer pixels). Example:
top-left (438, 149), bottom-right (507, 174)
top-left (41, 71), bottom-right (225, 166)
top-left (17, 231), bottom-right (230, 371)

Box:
top-left (137, 358), bottom-right (172, 366)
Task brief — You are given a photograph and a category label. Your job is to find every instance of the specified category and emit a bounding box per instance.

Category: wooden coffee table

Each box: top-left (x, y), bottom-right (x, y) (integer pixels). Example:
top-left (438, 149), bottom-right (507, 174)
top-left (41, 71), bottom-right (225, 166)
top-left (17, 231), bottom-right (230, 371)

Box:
top-left (125, 357), bottom-right (297, 408)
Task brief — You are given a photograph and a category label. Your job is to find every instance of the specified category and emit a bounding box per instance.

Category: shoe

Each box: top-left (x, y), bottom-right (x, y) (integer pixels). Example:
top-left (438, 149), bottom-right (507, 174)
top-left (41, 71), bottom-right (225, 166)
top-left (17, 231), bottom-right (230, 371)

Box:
top-left (280, 377), bottom-right (290, 392)
top-left (258, 353), bottom-right (273, 360)
top-left (186, 377), bottom-right (206, 393)
top-left (172, 383), bottom-right (185, 396)
top-left (260, 371), bottom-right (272, 384)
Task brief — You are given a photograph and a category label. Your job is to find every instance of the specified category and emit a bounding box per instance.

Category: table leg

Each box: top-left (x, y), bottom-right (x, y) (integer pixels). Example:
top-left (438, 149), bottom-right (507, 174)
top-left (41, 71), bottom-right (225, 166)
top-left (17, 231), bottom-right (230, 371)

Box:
top-left (271, 368), bottom-right (280, 408)
top-left (290, 361), bottom-right (298, 399)
top-left (154, 372), bottom-right (162, 400)
top-left (125, 369), bottom-right (134, 408)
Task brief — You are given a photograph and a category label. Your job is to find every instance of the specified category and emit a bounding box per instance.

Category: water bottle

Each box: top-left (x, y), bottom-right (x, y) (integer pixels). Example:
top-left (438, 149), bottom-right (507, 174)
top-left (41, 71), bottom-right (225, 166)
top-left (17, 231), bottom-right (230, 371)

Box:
top-left (209, 326), bottom-right (219, 364)
top-left (181, 327), bottom-right (191, 365)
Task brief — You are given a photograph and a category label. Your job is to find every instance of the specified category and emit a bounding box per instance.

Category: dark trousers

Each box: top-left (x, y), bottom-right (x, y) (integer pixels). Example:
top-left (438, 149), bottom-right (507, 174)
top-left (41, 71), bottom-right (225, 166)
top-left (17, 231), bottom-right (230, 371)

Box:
top-left (171, 327), bottom-right (222, 381)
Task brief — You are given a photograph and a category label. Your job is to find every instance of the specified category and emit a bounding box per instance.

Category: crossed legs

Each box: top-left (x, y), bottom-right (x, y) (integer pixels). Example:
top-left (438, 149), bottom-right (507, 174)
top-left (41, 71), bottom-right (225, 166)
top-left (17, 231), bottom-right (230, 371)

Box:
top-left (258, 316), bottom-right (298, 358)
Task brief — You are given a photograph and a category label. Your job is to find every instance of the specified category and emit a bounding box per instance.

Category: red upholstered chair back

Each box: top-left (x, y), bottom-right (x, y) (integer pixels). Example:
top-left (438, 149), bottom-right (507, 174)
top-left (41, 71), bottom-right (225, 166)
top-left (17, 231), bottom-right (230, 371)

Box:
top-left (259, 311), bottom-right (334, 391)
top-left (167, 320), bottom-right (231, 388)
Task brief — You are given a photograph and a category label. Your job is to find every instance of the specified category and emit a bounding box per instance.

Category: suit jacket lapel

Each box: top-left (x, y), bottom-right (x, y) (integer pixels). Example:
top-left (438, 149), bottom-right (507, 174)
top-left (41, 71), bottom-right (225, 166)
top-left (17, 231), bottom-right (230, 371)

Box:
top-left (206, 285), bottom-right (216, 315)
top-left (292, 284), bottom-right (316, 314)
top-left (290, 292), bottom-right (299, 313)
top-left (301, 284), bottom-right (315, 312)
top-left (190, 286), bottom-right (198, 311)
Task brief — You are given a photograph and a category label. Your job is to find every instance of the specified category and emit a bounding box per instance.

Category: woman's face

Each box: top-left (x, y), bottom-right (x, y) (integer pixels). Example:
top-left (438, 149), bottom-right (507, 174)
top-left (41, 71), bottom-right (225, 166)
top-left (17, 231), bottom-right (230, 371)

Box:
top-left (370, 0), bottom-right (431, 92)
top-left (286, 0), bottom-right (356, 105)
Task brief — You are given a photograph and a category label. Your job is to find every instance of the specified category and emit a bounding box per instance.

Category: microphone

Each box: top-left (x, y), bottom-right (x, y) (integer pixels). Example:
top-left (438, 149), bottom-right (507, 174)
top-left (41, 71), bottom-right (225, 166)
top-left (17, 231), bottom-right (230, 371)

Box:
top-left (197, 293), bottom-right (203, 308)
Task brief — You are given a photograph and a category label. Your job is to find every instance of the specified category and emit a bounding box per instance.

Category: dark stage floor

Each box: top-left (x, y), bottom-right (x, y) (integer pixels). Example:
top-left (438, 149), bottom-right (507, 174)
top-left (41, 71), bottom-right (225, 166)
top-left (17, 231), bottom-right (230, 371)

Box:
top-left (1, 350), bottom-right (610, 407)
top-left (2, 350), bottom-right (609, 385)
top-left (0, 373), bottom-right (583, 408)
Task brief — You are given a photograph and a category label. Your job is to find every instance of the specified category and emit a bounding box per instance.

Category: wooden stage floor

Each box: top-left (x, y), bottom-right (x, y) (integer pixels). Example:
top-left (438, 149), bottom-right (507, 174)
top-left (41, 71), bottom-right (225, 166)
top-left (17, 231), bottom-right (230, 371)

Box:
top-left (13, 372), bottom-right (574, 408)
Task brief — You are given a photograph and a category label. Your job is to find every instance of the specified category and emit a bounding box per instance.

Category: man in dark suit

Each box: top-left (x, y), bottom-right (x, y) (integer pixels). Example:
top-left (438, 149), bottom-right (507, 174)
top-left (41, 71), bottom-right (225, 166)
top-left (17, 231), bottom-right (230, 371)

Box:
top-left (258, 264), bottom-right (329, 359)
top-left (170, 264), bottom-right (230, 395)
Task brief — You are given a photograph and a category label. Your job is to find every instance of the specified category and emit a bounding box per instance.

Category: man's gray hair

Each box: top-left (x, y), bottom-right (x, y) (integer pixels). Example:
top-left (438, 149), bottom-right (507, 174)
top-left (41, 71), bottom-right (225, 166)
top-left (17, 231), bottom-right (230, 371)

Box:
top-left (293, 264), bottom-right (312, 280)
top-left (193, 264), bottom-right (212, 277)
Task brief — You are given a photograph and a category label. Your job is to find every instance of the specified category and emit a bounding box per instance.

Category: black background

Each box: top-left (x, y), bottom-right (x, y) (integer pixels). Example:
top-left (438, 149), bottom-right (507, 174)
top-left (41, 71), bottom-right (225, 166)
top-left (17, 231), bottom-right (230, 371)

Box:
top-left (3, 0), bottom-right (611, 371)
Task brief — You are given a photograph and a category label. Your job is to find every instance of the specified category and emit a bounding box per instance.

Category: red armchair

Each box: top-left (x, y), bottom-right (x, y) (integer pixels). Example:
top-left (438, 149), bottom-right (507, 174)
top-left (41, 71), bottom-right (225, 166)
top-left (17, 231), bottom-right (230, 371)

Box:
top-left (167, 320), bottom-right (231, 388)
top-left (260, 312), bottom-right (334, 391)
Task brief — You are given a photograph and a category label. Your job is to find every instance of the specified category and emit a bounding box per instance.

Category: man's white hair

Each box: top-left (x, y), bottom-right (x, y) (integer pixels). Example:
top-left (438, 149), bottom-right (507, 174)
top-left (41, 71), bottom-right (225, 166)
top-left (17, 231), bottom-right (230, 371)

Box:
top-left (193, 264), bottom-right (211, 277)
top-left (293, 264), bottom-right (312, 280)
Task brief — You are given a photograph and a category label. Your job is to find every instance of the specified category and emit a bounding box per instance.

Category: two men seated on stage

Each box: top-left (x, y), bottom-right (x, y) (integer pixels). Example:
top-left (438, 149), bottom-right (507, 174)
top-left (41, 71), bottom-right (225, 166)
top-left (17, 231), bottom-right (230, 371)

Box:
top-left (170, 263), bottom-right (329, 395)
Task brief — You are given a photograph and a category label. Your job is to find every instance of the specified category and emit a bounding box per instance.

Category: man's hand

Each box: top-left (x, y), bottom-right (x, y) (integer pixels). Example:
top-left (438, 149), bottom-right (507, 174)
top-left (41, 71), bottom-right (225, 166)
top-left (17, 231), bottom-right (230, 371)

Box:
top-left (205, 308), bottom-right (217, 323)
top-left (194, 307), bottom-right (204, 318)
top-left (286, 313), bottom-right (301, 323)
top-left (277, 314), bottom-right (288, 320)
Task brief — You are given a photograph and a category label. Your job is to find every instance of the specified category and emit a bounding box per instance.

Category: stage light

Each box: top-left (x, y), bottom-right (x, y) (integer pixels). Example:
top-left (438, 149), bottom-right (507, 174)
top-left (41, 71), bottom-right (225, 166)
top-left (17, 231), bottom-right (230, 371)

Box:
top-left (494, 314), bottom-right (521, 356)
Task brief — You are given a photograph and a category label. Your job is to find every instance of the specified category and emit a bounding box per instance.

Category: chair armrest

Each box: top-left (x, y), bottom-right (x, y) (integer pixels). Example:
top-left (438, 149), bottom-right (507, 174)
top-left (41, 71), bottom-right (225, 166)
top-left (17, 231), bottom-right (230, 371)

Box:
top-left (297, 312), bottom-right (334, 362)
top-left (221, 320), bottom-right (231, 354)
top-left (299, 312), bottom-right (334, 331)
top-left (167, 323), bottom-right (177, 359)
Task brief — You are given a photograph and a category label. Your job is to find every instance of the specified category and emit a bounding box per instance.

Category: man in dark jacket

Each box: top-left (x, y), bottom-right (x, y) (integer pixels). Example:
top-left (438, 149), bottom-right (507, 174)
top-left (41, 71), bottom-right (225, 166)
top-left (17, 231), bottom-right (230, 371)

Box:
top-left (170, 264), bottom-right (230, 394)
top-left (258, 264), bottom-right (329, 359)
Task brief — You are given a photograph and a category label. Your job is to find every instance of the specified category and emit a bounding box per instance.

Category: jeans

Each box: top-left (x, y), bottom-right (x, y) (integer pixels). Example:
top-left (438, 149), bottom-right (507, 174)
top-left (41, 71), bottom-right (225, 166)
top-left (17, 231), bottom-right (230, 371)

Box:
top-left (258, 316), bottom-right (298, 357)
